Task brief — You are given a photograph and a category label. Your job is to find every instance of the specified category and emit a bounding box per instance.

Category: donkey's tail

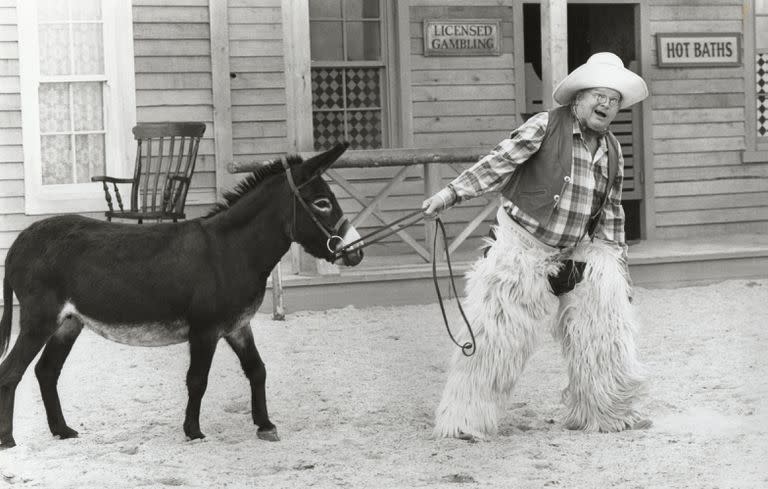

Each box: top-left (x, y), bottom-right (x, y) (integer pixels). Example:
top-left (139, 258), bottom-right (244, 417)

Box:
top-left (0, 277), bottom-right (12, 357)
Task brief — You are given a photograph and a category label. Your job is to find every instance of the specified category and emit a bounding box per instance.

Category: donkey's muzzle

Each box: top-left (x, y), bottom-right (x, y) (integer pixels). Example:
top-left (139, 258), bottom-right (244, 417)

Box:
top-left (331, 219), bottom-right (364, 267)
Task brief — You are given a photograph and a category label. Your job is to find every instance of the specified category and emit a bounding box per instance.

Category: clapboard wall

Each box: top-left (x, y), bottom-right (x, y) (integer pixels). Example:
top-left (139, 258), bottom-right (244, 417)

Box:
top-left (133, 0), bottom-right (216, 210)
top-left (406, 0), bottom-right (518, 254)
top-left (648, 0), bottom-right (768, 239)
top-left (228, 0), bottom-right (288, 164)
top-left (0, 0), bottom-right (21, 289)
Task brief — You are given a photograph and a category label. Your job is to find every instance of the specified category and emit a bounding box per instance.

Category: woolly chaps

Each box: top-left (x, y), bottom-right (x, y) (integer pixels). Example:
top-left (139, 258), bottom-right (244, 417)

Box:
top-left (434, 210), bottom-right (647, 439)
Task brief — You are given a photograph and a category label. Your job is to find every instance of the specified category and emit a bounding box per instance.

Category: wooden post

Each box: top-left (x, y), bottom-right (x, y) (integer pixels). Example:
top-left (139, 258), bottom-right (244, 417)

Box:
top-left (424, 163), bottom-right (443, 262)
top-left (541, 0), bottom-right (568, 109)
top-left (209, 0), bottom-right (236, 197)
top-left (271, 263), bottom-right (285, 321)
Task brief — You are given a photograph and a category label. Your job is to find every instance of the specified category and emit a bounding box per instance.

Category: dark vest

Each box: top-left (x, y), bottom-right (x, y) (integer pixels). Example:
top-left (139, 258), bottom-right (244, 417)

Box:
top-left (501, 105), bottom-right (620, 229)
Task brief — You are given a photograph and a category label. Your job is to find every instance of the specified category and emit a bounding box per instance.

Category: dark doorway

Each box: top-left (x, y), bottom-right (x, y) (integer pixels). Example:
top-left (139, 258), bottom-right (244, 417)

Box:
top-left (522, 3), bottom-right (643, 242)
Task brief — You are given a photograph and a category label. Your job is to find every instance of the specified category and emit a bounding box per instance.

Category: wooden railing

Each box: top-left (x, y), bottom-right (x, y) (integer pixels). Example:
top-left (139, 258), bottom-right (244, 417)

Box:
top-left (230, 147), bottom-right (493, 318)
top-left (229, 147), bottom-right (493, 262)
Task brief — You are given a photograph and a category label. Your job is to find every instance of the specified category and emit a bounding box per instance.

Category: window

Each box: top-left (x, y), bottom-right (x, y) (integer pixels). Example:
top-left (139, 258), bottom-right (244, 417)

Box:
top-left (746, 0), bottom-right (768, 160)
top-left (309, 0), bottom-right (387, 150)
top-left (756, 1), bottom-right (767, 141)
top-left (18, 0), bottom-right (136, 214)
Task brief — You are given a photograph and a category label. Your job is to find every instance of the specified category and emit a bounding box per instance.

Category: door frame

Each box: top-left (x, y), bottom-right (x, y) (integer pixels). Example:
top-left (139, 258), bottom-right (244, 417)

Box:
top-left (513, 0), bottom-right (655, 240)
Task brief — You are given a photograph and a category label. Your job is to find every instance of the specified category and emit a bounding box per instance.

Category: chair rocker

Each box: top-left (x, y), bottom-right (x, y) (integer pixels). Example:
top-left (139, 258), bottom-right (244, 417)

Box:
top-left (92, 122), bottom-right (206, 223)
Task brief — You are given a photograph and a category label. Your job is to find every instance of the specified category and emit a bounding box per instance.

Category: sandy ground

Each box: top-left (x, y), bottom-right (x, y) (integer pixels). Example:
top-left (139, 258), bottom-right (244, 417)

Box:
top-left (0, 278), bottom-right (766, 489)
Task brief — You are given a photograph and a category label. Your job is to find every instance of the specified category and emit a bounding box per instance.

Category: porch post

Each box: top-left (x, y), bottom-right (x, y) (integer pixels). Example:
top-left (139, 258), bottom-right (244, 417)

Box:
top-left (540, 0), bottom-right (568, 109)
top-left (282, 0), bottom-right (333, 277)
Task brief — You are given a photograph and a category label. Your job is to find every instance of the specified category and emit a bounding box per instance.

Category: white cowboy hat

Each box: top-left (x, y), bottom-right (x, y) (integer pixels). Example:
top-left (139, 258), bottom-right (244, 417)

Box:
top-left (553, 52), bottom-right (648, 109)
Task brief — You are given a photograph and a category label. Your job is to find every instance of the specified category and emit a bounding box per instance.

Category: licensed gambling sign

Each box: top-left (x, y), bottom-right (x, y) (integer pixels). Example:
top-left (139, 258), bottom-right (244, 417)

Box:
top-left (423, 19), bottom-right (502, 57)
top-left (656, 33), bottom-right (741, 67)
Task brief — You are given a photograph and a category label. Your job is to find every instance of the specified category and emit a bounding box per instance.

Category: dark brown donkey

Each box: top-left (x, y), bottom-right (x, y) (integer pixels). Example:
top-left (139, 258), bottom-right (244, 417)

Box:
top-left (0, 143), bottom-right (363, 449)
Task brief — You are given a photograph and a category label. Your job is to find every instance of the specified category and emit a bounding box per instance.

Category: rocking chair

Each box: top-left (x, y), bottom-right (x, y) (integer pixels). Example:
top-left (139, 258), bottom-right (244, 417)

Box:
top-left (92, 122), bottom-right (206, 223)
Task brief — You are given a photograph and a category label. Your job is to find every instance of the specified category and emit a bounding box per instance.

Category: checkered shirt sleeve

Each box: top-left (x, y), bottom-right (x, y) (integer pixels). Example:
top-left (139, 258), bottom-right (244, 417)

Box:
top-left (445, 112), bottom-right (549, 203)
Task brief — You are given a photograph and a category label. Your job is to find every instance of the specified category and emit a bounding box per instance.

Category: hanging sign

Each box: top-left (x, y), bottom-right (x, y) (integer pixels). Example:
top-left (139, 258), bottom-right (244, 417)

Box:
top-left (656, 33), bottom-right (741, 67)
top-left (423, 19), bottom-right (502, 57)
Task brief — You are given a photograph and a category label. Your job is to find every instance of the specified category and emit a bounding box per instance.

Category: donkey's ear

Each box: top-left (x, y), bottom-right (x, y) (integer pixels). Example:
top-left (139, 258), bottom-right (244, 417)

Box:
top-left (301, 142), bottom-right (349, 179)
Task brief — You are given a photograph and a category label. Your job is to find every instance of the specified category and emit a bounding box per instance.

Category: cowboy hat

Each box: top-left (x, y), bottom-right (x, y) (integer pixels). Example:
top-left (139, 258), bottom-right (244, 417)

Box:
top-left (553, 52), bottom-right (648, 109)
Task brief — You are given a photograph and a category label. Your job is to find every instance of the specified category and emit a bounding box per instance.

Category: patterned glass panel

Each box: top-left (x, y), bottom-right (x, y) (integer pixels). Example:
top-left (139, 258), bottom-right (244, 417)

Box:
top-left (347, 110), bottom-right (381, 149)
top-left (313, 111), bottom-right (345, 150)
top-left (75, 134), bottom-right (105, 183)
top-left (312, 68), bottom-right (344, 110)
top-left (39, 24), bottom-right (70, 76)
top-left (41, 135), bottom-right (72, 185)
top-left (72, 23), bottom-right (104, 74)
top-left (346, 68), bottom-right (380, 108)
top-left (758, 54), bottom-right (768, 137)
top-left (39, 83), bottom-right (71, 132)
top-left (73, 82), bottom-right (103, 131)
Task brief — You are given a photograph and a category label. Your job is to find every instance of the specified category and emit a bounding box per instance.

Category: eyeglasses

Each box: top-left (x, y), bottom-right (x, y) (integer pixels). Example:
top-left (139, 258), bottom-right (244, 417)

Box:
top-left (590, 91), bottom-right (621, 108)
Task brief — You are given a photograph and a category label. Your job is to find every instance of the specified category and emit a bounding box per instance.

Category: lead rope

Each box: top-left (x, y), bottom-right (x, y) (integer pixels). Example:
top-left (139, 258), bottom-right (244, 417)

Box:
top-left (333, 213), bottom-right (477, 356)
top-left (432, 218), bottom-right (476, 357)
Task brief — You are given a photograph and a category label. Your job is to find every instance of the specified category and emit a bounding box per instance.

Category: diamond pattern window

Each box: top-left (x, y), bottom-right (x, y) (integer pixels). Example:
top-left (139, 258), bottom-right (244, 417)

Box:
top-left (310, 0), bottom-right (386, 150)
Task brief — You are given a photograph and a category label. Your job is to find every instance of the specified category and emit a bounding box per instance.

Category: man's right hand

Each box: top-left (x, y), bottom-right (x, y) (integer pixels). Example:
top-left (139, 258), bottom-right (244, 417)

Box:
top-left (422, 188), bottom-right (455, 219)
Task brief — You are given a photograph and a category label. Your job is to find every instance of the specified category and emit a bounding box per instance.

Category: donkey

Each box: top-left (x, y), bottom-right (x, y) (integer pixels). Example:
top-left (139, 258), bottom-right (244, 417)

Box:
top-left (0, 143), bottom-right (363, 449)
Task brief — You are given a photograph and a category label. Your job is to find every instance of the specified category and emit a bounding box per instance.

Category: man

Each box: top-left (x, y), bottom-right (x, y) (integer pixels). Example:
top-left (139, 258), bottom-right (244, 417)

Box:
top-left (422, 52), bottom-right (651, 440)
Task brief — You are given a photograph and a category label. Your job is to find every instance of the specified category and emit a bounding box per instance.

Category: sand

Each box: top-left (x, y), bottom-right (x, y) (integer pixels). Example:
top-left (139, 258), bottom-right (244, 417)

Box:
top-left (1, 279), bottom-right (766, 488)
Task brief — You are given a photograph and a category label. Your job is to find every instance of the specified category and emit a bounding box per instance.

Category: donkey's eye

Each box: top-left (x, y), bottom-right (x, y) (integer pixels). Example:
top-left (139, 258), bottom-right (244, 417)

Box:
top-left (311, 197), bottom-right (332, 214)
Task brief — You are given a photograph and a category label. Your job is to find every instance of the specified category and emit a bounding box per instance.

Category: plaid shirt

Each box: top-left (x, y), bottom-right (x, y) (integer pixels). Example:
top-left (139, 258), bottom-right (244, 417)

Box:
top-left (443, 111), bottom-right (627, 254)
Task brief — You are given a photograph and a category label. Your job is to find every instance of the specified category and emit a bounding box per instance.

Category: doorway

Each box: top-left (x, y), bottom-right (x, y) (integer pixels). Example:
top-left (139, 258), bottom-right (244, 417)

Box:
top-left (522, 3), bottom-right (643, 241)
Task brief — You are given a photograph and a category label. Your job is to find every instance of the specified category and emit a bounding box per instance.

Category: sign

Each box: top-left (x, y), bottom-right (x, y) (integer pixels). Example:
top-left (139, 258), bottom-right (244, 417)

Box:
top-left (423, 19), bottom-right (501, 57)
top-left (656, 33), bottom-right (741, 67)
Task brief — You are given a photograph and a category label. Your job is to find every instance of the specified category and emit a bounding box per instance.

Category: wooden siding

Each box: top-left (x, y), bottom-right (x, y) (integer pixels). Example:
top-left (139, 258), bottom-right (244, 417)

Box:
top-left (133, 0), bottom-right (216, 208)
top-left (648, 0), bottom-right (768, 239)
top-left (0, 0), bottom-right (23, 294)
top-left (406, 1), bottom-right (517, 253)
top-left (228, 0), bottom-right (287, 167)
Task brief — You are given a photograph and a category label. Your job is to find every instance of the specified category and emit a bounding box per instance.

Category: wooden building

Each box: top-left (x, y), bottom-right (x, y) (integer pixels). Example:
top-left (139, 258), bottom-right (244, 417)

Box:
top-left (1, 0), bottom-right (767, 311)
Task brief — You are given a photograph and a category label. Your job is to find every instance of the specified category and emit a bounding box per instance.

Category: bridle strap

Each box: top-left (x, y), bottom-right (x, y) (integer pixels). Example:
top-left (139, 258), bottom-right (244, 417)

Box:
top-left (281, 156), bottom-right (332, 240)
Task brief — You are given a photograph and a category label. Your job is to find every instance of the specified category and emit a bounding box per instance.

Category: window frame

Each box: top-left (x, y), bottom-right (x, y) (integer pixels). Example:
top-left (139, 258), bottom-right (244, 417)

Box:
top-left (744, 0), bottom-right (768, 162)
top-left (17, 0), bottom-right (136, 214)
top-left (308, 0), bottom-right (398, 150)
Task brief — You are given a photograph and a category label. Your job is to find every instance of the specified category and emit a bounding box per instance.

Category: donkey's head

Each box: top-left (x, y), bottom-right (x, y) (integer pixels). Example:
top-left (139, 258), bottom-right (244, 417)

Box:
top-left (284, 143), bottom-right (364, 267)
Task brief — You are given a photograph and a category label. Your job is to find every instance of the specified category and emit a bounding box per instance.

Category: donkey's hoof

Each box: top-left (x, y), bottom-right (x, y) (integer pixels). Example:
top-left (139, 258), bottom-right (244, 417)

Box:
top-left (257, 428), bottom-right (279, 442)
top-left (0, 437), bottom-right (16, 450)
top-left (53, 426), bottom-right (79, 440)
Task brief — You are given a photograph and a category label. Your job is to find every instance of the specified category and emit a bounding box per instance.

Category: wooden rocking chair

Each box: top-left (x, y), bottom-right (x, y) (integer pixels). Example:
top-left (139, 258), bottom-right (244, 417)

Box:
top-left (92, 122), bottom-right (206, 223)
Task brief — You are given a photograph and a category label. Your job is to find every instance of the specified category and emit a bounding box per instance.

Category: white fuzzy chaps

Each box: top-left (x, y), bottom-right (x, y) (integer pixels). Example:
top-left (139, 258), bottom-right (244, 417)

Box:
top-left (434, 218), bottom-right (560, 439)
top-left (555, 241), bottom-right (647, 432)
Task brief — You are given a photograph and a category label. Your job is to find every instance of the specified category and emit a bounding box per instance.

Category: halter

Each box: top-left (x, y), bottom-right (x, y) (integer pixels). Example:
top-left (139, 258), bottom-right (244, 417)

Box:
top-left (281, 156), bottom-right (350, 255)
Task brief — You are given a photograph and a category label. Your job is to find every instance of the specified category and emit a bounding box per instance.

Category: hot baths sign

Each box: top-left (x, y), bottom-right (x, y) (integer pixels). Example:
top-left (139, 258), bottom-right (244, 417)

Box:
top-left (656, 33), bottom-right (741, 67)
top-left (424, 19), bottom-right (502, 57)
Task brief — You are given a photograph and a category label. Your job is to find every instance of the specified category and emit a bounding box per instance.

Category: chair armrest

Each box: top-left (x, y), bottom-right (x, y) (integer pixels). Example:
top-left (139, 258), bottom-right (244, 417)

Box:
top-left (91, 176), bottom-right (134, 184)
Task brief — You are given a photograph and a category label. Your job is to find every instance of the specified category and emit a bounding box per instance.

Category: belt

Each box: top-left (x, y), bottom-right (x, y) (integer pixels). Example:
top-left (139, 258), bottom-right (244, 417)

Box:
top-left (496, 206), bottom-right (558, 253)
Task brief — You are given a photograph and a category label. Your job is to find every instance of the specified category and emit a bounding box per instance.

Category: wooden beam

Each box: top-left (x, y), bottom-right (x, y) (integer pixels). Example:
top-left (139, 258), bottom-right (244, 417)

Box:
top-left (209, 0), bottom-right (235, 196)
top-left (540, 0), bottom-right (568, 109)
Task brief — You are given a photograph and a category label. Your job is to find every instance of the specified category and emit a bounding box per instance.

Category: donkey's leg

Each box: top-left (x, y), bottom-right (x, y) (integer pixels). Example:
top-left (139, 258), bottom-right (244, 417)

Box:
top-left (225, 325), bottom-right (278, 441)
top-left (0, 297), bottom-right (60, 449)
top-left (183, 330), bottom-right (218, 440)
top-left (34, 318), bottom-right (83, 440)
